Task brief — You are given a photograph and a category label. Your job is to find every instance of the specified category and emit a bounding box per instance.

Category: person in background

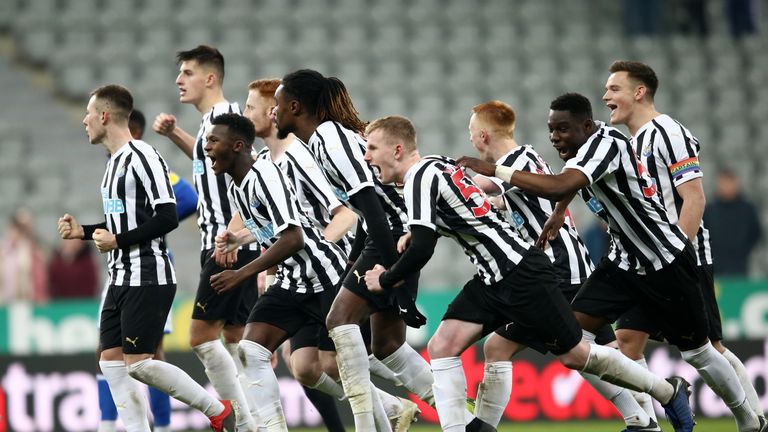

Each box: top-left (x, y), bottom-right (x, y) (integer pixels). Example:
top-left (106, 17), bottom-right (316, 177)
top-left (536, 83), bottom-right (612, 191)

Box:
top-left (0, 207), bottom-right (48, 304)
top-left (704, 168), bottom-right (763, 277)
top-left (48, 238), bottom-right (99, 299)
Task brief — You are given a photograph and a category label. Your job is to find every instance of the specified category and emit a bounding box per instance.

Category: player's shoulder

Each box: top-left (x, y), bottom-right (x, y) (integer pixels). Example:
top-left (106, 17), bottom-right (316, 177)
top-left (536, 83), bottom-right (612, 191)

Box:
top-left (127, 140), bottom-right (164, 159)
top-left (254, 146), bottom-right (270, 161)
top-left (286, 138), bottom-right (316, 161)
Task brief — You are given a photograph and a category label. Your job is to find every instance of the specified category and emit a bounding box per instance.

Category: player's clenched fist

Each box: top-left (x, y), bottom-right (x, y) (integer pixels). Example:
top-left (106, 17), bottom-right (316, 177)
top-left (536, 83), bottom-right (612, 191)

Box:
top-left (153, 113), bottom-right (177, 136)
top-left (57, 213), bottom-right (84, 239)
top-left (215, 230), bottom-right (240, 255)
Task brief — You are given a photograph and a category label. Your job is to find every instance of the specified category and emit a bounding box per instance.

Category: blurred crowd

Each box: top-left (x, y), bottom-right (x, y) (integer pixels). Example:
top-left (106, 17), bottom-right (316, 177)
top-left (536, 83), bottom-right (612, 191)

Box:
top-left (0, 207), bottom-right (100, 304)
top-left (623, 0), bottom-right (759, 38)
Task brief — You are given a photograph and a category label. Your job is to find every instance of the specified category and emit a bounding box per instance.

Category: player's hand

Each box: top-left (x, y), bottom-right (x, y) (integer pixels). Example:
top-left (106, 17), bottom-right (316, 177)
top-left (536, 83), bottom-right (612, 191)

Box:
top-left (153, 113), bottom-right (177, 136)
top-left (93, 229), bottom-right (118, 253)
top-left (215, 230), bottom-right (240, 255)
top-left (456, 156), bottom-right (496, 177)
top-left (213, 247), bottom-right (237, 268)
top-left (536, 212), bottom-right (564, 249)
top-left (364, 264), bottom-right (386, 293)
top-left (397, 232), bottom-right (412, 253)
top-left (57, 214), bottom-right (84, 239)
top-left (210, 269), bottom-right (244, 294)
top-left (394, 288), bottom-right (427, 329)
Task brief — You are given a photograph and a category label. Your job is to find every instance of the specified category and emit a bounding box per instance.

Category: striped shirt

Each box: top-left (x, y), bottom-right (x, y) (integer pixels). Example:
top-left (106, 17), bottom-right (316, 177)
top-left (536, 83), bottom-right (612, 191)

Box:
top-left (633, 114), bottom-right (712, 266)
top-left (565, 123), bottom-right (689, 274)
top-left (100, 140), bottom-right (176, 286)
top-left (492, 146), bottom-right (593, 284)
top-left (307, 121), bottom-right (408, 235)
top-left (228, 159), bottom-right (346, 294)
top-left (192, 101), bottom-right (257, 251)
top-left (404, 156), bottom-right (531, 285)
top-left (256, 140), bottom-right (355, 255)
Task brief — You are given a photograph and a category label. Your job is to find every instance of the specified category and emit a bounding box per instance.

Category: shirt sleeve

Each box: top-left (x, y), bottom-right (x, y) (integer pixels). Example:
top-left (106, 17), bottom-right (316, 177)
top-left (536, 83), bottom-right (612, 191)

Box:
top-left (253, 161), bottom-right (302, 236)
top-left (564, 133), bottom-right (621, 185)
top-left (132, 145), bottom-right (176, 207)
top-left (315, 125), bottom-right (375, 198)
top-left (290, 147), bottom-right (344, 212)
top-left (404, 164), bottom-right (440, 231)
top-left (658, 124), bottom-right (703, 187)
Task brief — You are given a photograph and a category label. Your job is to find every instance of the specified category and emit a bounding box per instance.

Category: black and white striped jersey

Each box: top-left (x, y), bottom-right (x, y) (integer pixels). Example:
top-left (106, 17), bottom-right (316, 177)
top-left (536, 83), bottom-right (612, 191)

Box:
top-left (192, 101), bottom-right (257, 252)
top-left (564, 122), bottom-right (688, 274)
top-left (492, 146), bottom-right (593, 284)
top-left (228, 158), bottom-right (346, 294)
top-left (404, 156), bottom-right (532, 285)
top-left (256, 140), bottom-right (355, 255)
top-left (633, 114), bottom-right (712, 266)
top-left (100, 140), bottom-right (176, 286)
top-left (306, 121), bottom-right (408, 236)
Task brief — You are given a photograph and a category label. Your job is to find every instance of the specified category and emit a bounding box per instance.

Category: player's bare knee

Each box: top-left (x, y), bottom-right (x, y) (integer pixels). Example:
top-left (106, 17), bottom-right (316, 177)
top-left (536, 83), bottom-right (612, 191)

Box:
top-left (292, 362), bottom-right (321, 386)
top-left (427, 335), bottom-right (457, 359)
top-left (483, 335), bottom-right (516, 362)
top-left (615, 330), bottom-right (647, 360)
top-left (559, 342), bottom-right (589, 370)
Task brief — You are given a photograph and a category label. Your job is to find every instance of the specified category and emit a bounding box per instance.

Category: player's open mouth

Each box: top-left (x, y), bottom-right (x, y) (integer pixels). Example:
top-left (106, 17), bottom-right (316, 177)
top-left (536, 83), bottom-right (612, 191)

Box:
top-left (179, 88), bottom-right (186, 96)
top-left (553, 145), bottom-right (568, 157)
top-left (606, 103), bottom-right (618, 112)
top-left (208, 156), bottom-right (217, 168)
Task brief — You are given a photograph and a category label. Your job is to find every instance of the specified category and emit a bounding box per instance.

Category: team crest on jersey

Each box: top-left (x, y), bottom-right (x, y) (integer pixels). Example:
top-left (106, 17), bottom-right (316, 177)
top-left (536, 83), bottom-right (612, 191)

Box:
top-left (641, 143), bottom-right (653, 158)
top-left (116, 163), bottom-right (127, 178)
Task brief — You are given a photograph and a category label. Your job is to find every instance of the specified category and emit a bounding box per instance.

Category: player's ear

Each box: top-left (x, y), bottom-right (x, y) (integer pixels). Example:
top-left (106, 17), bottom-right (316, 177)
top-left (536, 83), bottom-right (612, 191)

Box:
top-left (101, 110), bottom-right (110, 125)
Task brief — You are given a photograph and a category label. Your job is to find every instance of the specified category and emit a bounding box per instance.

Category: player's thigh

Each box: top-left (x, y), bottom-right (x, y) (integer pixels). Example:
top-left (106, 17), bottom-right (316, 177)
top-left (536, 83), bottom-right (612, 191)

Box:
top-left (428, 319), bottom-right (484, 359)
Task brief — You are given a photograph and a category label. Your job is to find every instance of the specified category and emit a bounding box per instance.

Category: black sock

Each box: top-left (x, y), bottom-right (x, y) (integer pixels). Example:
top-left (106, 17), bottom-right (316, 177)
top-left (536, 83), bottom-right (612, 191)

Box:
top-left (302, 385), bottom-right (346, 432)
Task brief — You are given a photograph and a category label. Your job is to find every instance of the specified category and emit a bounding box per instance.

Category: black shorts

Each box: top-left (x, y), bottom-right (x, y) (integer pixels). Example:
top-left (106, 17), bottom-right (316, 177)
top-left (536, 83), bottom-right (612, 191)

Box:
top-left (444, 248), bottom-right (582, 356)
top-left (615, 264), bottom-right (722, 342)
top-left (290, 322), bottom-right (335, 352)
top-left (495, 281), bottom-right (616, 351)
top-left (192, 248), bottom-right (260, 325)
top-left (100, 283), bottom-right (176, 355)
top-left (572, 245), bottom-right (709, 351)
top-left (343, 234), bottom-right (419, 313)
top-left (247, 287), bottom-right (334, 339)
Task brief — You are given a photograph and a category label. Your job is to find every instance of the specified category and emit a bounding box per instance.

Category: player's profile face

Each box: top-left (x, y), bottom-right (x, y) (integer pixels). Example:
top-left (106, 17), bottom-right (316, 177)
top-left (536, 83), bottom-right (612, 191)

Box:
top-left (83, 95), bottom-right (105, 145)
top-left (364, 129), bottom-right (397, 184)
top-left (603, 71), bottom-right (635, 126)
top-left (273, 85), bottom-right (293, 140)
top-left (204, 124), bottom-right (234, 176)
top-left (547, 110), bottom-right (583, 161)
top-left (244, 90), bottom-right (274, 139)
top-left (176, 60), bottom-right (207, 105)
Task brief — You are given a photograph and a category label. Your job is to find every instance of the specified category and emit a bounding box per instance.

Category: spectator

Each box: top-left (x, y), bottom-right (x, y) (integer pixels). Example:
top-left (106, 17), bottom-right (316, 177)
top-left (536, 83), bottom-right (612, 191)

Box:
top-left (703, 168), bottom-right (762, 277)
top-left (623, 0), bottom-right (663, 36)
top-left (0, 208), bottom-right (48, 304)
top-left (679, 0), bottom-right (710, 37)
top-left (48, 239), bottom-right (99, 299)
top-left (726, 0), bottom-right (757, 39)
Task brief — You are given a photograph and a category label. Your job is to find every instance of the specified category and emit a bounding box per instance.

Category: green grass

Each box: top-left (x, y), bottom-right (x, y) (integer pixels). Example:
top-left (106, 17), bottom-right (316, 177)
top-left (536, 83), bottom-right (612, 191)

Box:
top-left (185, 418), bottom-right (736, 431)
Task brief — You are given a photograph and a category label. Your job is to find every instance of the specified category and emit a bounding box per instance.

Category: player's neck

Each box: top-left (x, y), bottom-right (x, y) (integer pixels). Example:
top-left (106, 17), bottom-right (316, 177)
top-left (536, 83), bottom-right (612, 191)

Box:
top-left (627, 105), bottom-right (659, 137)
top-left (489, 138), bottom-right (520, 162)
top-left (102, 128), bottom-right (134, 154)
top-left (264, 131), bottom-right (293, 159)
top-left (399, 152), bottom-right (422, 183)
top-left (230, 155), bottom-right (253, 185)
top-left (195, 90), bottom-right (226, 115)
top-left (294, 118), bottom-right (322, 144)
